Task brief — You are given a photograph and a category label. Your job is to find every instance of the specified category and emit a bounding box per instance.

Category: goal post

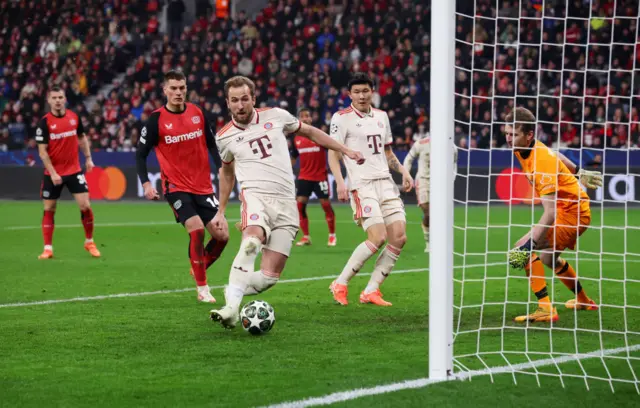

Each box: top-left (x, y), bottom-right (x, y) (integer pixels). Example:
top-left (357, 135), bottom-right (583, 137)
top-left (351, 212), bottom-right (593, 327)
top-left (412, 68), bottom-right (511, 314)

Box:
top-left (428, 0), bottom-right (456, 381)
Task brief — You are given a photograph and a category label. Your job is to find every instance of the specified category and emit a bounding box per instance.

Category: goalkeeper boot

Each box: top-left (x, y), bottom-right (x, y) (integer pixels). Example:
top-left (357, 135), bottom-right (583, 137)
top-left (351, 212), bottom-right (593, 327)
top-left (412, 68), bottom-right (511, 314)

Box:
top-left (210, 305), bottom-right (239, 329)
top-left (514, 306), bottom-right (559, 323)
top-left (565, 298), bottom-right (598, 311)
top-left (296, 236), bottom-right (312, 246)
top-left (197, 285), bottom-right (216, 303)
top-left (359, 289), bottom-right (392, 306)
top-left (330, 280), bottom-right (348, 306)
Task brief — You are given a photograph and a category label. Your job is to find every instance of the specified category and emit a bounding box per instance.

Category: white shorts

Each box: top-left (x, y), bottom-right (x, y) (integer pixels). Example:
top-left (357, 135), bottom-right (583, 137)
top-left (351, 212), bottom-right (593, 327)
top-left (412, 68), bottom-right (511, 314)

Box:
top-left (240, 189), bottom-right (299, 256)
top-left (415, 177), bottom-right (429, 205)
top-left (350, 178), bottom-right (406, 231)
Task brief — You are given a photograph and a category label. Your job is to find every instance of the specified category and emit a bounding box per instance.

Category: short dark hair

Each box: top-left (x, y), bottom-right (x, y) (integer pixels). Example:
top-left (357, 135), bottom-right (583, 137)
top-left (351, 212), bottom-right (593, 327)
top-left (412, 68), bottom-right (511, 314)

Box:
top-left (348, 72), bottom-right (374, 91)
top-left (297, 106), bottom-right (311, 117)
top-left (48, 85), bottom-right (63, 95)
top-left (224, 76), bottom-right (256, 99)
top-left (164, 69), bottom-right (186, 83)
top-left (505, 107), bottom-right (536, 136)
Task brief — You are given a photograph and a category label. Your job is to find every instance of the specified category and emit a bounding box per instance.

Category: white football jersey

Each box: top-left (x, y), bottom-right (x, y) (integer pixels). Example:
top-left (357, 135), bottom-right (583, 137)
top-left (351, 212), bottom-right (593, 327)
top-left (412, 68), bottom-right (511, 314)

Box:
top-left (404, 136), bottom-right (459, 180)
top-left (216, 107), bottom-right (300, 197)
top-left (330, 105), bottom-right (393, 189)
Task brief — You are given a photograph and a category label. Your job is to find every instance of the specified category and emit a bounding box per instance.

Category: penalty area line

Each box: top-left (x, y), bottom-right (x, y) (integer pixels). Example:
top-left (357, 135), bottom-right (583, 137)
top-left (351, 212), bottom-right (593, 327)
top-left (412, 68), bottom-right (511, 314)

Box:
top-left (262, 344), bottom-right (640, 408)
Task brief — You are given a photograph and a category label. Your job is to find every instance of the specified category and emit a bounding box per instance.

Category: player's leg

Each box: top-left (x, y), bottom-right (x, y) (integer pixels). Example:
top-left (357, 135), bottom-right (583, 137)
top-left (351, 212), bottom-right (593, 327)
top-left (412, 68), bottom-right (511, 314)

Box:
top-left (296, 195), bottom-right (311, 246)
top-left (419, 203), bottom-right (429, 252)
top-left (245, 227), bottom-right (296, 295)
top-left (316, 179), bottom-right (336, 246)
top-left (72, 192), bottom-right (100, 257)
top-left (541, 213), bottom-right (597, 311)
top-left (211, 191), bottom-right (269, 328)
top-left (39, 174), bottom-right (63, 259)
top-left (67, 171), bottom-right (99, 257)
top-left (331, 199), bottom-right (386, 306)
top-left (360, 218), bottom-right (407, 306)
top-left (295, 179), bottom-right (312, 246)
top-left (197, 194), bottom-right (229, 270)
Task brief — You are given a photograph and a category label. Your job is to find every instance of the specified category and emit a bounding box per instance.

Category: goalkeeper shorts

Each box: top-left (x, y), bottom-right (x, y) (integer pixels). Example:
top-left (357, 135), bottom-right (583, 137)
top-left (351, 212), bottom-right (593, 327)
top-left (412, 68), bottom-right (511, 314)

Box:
top-left (546, 210), bottom-right (591, 251)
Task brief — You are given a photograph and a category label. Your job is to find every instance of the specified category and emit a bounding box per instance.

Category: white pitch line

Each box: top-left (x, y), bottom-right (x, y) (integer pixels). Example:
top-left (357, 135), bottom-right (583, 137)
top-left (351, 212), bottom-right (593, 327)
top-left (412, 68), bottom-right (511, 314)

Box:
top-left (2, 258), bottom-right (639, 309)
top-left (263, 344), bottom-right (640, 408)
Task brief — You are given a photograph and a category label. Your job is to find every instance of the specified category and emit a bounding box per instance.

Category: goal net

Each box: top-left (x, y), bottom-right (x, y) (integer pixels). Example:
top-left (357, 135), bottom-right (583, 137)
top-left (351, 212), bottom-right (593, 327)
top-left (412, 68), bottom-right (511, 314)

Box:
top-left (431, 0), bottom-right (640, 391)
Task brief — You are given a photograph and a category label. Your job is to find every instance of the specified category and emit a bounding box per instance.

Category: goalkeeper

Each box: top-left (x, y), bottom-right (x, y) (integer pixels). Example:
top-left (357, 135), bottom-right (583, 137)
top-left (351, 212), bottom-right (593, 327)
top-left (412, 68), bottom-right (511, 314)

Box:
top-left (505, 107), bottom-right (603, 323)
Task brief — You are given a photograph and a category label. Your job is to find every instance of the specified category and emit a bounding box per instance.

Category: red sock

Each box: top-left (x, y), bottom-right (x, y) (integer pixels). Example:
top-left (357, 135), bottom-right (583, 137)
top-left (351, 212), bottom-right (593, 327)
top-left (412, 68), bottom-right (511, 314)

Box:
top-left (297, 201), bottom-right (309, 236)
top-left (321, 200), bottom-right (335, 234)
top-left (189, 228), bottom-right (206, 286)
top-left (204, 237), bottom-right (228, 269)
top-left (80, 208), bottom-right (94, 240)
top-left (42, 210), bottom-right (55, 246)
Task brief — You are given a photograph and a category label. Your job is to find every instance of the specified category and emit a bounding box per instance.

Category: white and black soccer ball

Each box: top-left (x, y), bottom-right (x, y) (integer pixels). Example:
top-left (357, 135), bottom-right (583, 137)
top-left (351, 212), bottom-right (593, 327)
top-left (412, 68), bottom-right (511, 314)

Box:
top-left (240, 300), bottom-right (275, 335)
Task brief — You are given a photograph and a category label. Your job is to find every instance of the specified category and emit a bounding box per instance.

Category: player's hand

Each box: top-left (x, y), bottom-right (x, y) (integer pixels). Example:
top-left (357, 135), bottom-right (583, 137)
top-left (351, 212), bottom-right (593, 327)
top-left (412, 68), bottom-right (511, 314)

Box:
top-left (578, 169), bottom-right (603, 189)
top-left (211, 212), bottom-right (227, 231)
top-left (51, 173), bottom-right (62, 186)
top-left (508, 237), bottom-right (536, 269)
top-left (402, 173), bottom-right (414, 192)
top-left (85, 158), bottom-right (95, 173)
top-left (142, 182), bottom-right (159, 200)
top-left (345, 149), bottom-right (365, 165)
top-left (336, 182), bottom-right (349, 202)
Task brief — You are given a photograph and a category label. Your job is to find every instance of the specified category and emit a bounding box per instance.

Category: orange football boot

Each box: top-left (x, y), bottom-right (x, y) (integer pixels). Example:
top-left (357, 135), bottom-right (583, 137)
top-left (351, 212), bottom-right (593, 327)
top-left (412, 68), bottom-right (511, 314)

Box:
top-left (330, 280), bottom-right (348, 305)
top-left (359, 289), bottom-right (392, 306)
top-left (38, 249), bottom-right (54, 259)
top-left (84, 242), bottom-right (101, 257)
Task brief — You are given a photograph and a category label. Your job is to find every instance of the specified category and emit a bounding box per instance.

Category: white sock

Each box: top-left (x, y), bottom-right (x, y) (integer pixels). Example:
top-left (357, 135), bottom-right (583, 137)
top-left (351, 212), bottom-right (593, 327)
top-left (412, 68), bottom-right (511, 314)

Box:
top-left (227, 236), bottom-right (262, 309)
top-left (365, 244), bottom-right (401, 294)
top-left (197, 284), bottom-right (210, 291)
top-left (336, 240), bottom-right (379, 285)
top-left (225, 284), bottom-right (245, 311)
top-left (85, 238), bottom-right (94, 244)
top-left (421, 224), bottom-right (429, 244)
top-left (245, 270), bottom-right (280, 295)
top-left (44, 245), bottom-right (53, 251)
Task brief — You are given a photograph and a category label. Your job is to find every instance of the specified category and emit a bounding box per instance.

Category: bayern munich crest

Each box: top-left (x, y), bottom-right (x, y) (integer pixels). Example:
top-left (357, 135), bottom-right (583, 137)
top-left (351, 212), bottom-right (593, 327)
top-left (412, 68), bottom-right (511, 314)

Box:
top-left (377, 121), bottom-right (384, 128)
top-left (250, 213), bottom-right (259, 220)
top-left (264, 122), bottom-right (273, 130)
top-left (364, 205), bottom-right (372, 214)
top-left (191, 116), bottom-right (200, 124)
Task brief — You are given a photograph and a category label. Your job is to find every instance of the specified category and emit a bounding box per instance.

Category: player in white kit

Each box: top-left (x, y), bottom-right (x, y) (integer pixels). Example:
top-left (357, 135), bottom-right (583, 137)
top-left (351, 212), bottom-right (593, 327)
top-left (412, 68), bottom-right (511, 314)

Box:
top-left (328, 73), bottom-right (414, 307)
top-left (403, 136), bottom-right (458, 252)
top-left (210, 76), bottom-right (365, 328)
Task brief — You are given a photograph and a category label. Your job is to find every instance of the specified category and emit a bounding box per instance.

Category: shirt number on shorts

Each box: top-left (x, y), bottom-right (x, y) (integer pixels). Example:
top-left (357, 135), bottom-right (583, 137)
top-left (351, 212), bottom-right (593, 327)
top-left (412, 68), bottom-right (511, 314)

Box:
top-left (77, 174), bottom-right (87, 185)
top-left (206, 196), bottom-right (219, 208)
top-left (319, 181), bottom-right (329, 194)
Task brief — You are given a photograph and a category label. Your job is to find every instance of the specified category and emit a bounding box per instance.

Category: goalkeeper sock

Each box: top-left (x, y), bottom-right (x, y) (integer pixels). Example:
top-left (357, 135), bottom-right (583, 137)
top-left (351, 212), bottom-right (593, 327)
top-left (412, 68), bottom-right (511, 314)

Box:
top-left (365, 244), bottom-right (401, 294)
top-left (555, 260), bottom-right (590, 304)
top-left (336, 240), bottom-right (379, 285)
top-left (525, 254), bottom-right (550, 307)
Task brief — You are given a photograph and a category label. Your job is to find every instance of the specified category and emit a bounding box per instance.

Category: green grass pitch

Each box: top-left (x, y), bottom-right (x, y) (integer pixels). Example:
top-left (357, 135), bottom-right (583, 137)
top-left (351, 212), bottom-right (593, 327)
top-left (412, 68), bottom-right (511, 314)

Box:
top-left (0, 200), bottom-right (638, 407)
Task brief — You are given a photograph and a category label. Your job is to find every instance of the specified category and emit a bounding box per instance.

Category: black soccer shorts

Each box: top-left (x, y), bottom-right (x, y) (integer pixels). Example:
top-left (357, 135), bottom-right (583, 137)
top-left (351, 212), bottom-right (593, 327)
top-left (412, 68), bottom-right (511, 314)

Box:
top-left (40, 171), bottom-right (89, 200)
top-left (165, 191), bottom-right (219, 225)
top-left (296, 179), bottom-right (330, 199)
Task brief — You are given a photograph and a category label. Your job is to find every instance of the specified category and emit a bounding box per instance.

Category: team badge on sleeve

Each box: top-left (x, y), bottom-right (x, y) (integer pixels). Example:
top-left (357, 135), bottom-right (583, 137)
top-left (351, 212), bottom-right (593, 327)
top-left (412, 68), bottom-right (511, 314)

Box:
top-left (35, 127), bottom-right (43, 141)
top-left (191, 116), bottom-right (201, 124)
top-left (330, 123), bottom-right (338, 134)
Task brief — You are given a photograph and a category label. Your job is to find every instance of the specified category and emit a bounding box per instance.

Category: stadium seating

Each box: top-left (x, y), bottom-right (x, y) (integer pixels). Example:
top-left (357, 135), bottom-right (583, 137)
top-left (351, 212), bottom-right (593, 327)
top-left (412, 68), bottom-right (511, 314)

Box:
top-left (0, 0), bottom-right (637, 151)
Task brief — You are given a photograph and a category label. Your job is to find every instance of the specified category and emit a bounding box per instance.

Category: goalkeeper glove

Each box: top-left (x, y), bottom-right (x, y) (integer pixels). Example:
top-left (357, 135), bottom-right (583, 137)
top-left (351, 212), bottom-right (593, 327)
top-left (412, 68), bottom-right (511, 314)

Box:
top-left (508, 238), bottom-right (536, 269)
top-left (576, 168), bottom-right (603, 190)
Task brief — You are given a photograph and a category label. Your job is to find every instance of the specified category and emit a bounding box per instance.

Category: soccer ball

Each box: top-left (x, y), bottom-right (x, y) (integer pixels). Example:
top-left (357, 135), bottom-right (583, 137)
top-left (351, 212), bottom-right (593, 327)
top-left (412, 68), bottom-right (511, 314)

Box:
top-left (240, 300), bottom-right (276, 335)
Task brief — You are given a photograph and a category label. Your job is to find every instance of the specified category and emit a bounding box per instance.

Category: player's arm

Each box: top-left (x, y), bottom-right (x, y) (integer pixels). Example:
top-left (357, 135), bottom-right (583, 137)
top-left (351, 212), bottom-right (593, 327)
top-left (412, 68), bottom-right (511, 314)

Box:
top-left (35, 118), bottom-right (60, 184)
top-left (385, 145), bottom-right (413, 192)
top-left (76, 118), bottom-right (94, 172)
top-left (326, 112), bottom-right (349, 201)
top-left (202, 110), bottom-right (222, 170)
top-left (289, 137), bottom-right (299, 167)
top-left (557, 151), bottom-right (602, 189)
top-left (297, 122), bottom-right (364, 163)
top-left (508, 196), bottom-right (556, 269)
top-left (217, 160), bottom-right (235, 215)
top-left (403, 142), bottom-right (418, 176)
top-left (136, 113), bottom-right (160, 200)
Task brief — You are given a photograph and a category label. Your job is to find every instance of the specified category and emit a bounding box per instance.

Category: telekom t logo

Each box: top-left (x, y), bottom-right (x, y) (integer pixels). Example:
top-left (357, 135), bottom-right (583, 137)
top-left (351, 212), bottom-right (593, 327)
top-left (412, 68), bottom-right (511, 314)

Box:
top-left (367, 134), bottom-right (382, 154)
top-left (250, 135), bottom-right (273, 159)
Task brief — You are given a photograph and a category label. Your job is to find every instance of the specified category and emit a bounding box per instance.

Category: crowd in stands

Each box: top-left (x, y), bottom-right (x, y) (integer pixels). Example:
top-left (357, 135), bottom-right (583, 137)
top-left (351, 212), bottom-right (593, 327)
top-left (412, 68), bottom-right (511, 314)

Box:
top-left (0, 0), bottom-right (638, 153)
